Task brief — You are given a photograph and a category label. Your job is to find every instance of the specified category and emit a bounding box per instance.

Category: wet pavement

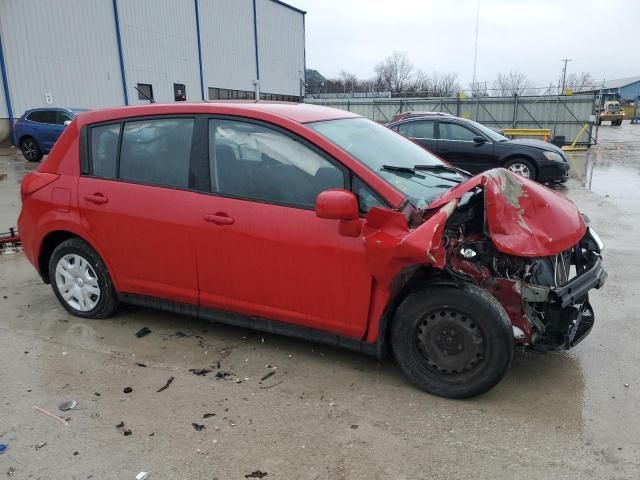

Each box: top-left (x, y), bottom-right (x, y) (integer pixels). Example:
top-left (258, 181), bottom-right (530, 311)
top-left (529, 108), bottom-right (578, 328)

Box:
top-left (1, 125), bottom-right (639, 479)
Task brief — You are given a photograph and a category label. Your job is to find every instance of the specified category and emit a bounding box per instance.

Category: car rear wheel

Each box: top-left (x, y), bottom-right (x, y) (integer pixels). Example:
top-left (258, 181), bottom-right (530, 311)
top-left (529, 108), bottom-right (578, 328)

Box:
top-left (504, 157), bottom-right (536, 181)
top-left (48, 238), bottom-right (118, 318)
top-left (20, 136), bottom-right (43, 162)
top-left (391, 284), bottom-right (513, 398)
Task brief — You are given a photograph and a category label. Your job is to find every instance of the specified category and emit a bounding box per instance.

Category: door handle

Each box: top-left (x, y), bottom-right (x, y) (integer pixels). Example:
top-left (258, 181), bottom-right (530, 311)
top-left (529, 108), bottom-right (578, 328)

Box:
top-left (85, 193), bottom-right (108, 205)
top-left (204, 213), bottom-right (234, 225)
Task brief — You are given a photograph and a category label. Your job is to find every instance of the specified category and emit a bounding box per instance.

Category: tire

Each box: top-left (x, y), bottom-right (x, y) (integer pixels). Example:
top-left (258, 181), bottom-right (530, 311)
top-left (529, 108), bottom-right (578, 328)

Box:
top-left (20, 136), bottom-right (43, 162)
top-left (504, 157), bottom-right (537, 181)
top-left (48, 238), bottom-right (118, 318)
top-left (391, 284), bottom-right (513, 399)
top-left (612, 119), bottom-right (622, 126)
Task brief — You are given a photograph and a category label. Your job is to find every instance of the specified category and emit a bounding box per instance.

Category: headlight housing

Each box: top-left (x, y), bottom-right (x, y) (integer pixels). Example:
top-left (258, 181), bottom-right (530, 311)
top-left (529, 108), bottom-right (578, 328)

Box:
top-left (543, 151), bottom-right (564, 162)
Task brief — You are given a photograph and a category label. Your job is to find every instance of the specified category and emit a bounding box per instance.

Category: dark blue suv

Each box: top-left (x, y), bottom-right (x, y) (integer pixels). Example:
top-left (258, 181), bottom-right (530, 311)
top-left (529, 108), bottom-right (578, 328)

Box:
top-left (14, 108), bottom-right (82, 162)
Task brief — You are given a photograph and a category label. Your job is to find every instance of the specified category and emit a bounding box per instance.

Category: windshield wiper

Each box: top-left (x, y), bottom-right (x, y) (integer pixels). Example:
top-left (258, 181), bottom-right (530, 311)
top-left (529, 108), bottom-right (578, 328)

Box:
top-left (382, 164), bottom-right (416, 174)
top-left (382, 164), bottom-right (461, 184)
top-left (414, 164), bottom-right (470, 176)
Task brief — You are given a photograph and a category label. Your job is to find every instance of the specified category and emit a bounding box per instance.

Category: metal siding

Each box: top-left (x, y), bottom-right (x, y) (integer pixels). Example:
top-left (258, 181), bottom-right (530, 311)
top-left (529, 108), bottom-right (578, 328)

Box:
top-left (256, 0), bottom-right (304, 96)
top-left (307, 96), bottom-right (597, 145)
top-left (117, 0), bottom-right (201, 104)
top-left (198, 0), bottom-right (256, 94)
top-left (0, 0), bottom-right (123, 117)
top-left (620, 81), bottom-right (640, 101)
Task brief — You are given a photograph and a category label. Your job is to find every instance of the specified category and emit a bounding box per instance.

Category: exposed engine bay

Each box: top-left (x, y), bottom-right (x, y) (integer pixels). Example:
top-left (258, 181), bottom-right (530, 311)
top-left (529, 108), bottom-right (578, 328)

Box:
top-left (438, 187), bottom-right (606, 351)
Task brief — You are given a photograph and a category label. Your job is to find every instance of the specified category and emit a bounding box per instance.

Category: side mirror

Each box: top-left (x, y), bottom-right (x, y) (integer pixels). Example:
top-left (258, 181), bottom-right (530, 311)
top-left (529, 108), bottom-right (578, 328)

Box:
top-left (63, 120), bottom-right (71, 126)
top-left (473, 136), bottom-right (487, 144)
top-left (316, 189), bottom-right (359, 220)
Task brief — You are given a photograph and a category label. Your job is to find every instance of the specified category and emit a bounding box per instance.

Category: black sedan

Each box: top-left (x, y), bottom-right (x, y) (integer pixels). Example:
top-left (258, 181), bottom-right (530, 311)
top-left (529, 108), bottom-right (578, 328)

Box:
top-left (387, 115), bottom-right (569, 183)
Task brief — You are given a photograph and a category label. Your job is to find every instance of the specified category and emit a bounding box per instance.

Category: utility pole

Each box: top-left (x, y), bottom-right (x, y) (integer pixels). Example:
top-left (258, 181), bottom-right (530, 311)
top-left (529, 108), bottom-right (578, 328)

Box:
top-left (560, 58), bottom-right (572, 93)
top-left (471, 0), bottom-right (480, 94)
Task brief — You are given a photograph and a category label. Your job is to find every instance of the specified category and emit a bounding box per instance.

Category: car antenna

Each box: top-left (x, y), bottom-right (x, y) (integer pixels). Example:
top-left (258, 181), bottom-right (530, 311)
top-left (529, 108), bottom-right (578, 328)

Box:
top-left (133, 86), bottom-right (155, 104)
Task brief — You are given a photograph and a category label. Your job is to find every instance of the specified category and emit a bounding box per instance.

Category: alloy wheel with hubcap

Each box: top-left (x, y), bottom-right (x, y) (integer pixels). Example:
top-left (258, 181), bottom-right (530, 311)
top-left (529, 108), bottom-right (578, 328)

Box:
top-left (54, 253), bottom-right (101, 312)
top-left (20, 138), bottom-right (42, 162)
top-left (507, 162), bottom-right (531, 178)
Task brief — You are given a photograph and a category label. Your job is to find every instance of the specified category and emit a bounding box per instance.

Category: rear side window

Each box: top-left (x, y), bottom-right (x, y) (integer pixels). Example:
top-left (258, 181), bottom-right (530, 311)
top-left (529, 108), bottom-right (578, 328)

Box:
top-left (397, 121), bottom-right (435, 139)
top-left (87, 117), bottom-right (194, 189)
top-left (119, 118), bottom-right (194, 188)
top-left (90, 124), bottom-right (120, 178)
top-left (57, 111), bottom-right (73, 125)
top-left (27, 110), bottom-right (56, 124)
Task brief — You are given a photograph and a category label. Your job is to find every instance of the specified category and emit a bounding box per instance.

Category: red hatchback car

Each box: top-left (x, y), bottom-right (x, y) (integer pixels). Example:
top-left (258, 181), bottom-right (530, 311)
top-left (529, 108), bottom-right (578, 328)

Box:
top-left (18, 103), bottom-right (606, 398)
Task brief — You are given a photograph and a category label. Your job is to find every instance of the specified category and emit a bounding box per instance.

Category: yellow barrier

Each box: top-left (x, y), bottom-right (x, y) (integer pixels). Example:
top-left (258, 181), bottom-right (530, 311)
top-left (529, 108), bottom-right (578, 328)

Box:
top-left (501, 128), bottom-right (552, 142)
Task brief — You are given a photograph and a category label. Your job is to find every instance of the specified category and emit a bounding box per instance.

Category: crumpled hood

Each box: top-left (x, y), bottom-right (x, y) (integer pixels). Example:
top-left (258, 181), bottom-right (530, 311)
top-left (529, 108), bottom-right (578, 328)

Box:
top-left (427, 168), bottom-right (586, 257)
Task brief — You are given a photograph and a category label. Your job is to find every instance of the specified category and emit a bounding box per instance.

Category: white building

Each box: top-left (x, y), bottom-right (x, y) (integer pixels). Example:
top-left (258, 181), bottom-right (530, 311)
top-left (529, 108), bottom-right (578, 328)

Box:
top-left (0, 0), bottom-right (306, 142)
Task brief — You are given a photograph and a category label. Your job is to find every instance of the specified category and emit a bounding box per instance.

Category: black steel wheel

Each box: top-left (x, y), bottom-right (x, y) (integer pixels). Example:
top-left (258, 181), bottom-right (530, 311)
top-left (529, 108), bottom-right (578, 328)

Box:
top-left (391, 284), bottom-right (513, 398)
top-left (20, 136), bottom-right (43, 162)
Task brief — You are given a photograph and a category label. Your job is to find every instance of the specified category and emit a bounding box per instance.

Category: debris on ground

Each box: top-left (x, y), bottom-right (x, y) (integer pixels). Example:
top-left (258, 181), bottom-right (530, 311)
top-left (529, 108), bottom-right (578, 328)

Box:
top-left (33, 406), bottom-right (68, 424)
top-left (245, 470), bottom-right (268, 478)
top-left (189, 368), bottom-right (212, 376)
top-left (215, 371), bottom-right (233, 380)
top-left (260, 371), bottom-right (276, 382)
top-left (624, 383), bottom-right (630, 388)
top-left (135, 363), bottom-right (147, 368)
top-left (123, 430), bottom-right (132, 436)
top-left (259, 381), bottom-right (282, 390)
top-left (94, 392), bottom-right (101, 396)
top-left (192, 423), bottom-right (205, 431)
top-left (116, 421), bottom-right (125, 429)
top-left (156, 376), bottom-right (174, 392)
top-left (203, 413), bottom-right (216, 418)
top-left (350, 425), bottom-right (359, 429)
top-left (136, 472), bottom-right (149, 480)
top-left (135, 327), bottom-right (151, 338)
top-left (73, 451), bottom-right (79, 456)
top-left (7, 466), bottom-right (15, 476)
top-left (58, 400), bottom-right (78, 411)
top-left (0, 443), bottom-right (7, 454)
top-left (123, 387), bottom-right (133, 394)
top-left (34, 442), bottom-right (46, 450)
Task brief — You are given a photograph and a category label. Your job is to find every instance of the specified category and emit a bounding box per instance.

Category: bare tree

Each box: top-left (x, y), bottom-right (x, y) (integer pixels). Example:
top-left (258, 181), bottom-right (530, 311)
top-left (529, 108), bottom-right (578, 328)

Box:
top-left (339, 70), bottom-right (358, 94)
top-left (374, 51), bottom-right (414, 94)
top-left (469, 81), bottom-right (489, 97)
top-left (425, 72), bottom-right (461, 97)
top-left (563, 72), bottom-right (594, 92)
top-left (493, 70), bottom-right (530, 96)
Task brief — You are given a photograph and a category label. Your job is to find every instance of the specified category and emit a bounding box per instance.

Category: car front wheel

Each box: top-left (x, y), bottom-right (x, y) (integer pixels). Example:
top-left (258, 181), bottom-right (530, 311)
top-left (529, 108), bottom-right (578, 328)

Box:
top-left (48, 238), bottom-right (118, 318)
top-left (20, 137), bottom-right (43, 162)
top-left (391, 284), bottom-right (513, 398)
top-left (504, 157), bottom-right (536, 181)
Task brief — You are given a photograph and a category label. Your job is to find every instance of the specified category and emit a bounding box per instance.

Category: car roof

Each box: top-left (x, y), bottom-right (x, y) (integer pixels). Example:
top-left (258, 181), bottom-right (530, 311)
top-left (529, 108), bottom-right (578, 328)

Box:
top-left (24, 107), bottom-right (79, 114)
top-left (74, 102), bottom-right (360, 127)
top-left (389, 114), bottom-right (464, 126)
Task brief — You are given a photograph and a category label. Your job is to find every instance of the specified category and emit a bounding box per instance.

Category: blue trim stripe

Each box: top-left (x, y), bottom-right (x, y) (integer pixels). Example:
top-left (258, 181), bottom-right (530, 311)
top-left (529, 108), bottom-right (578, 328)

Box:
top-left (0, 30), bottom-right (15, 145)
top-left (111, 0), bottom-right (129, 105)
top-left (194, 0), bottom-right (205, 100)
top-left (252, 0), bottom-right (260, 82)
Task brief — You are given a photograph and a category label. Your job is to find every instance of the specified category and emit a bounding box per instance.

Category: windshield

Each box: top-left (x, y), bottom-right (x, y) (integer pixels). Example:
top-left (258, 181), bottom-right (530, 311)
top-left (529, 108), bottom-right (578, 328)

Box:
top-left (308, 117), bottom-right (464, 208)
top-left (464, 119), bottom-right (508, 142)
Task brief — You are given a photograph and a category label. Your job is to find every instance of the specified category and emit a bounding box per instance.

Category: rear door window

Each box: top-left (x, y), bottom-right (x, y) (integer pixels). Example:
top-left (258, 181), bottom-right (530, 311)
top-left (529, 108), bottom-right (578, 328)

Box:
top-left (57, 111), bottom-right (73, 125)
top-left (27, 110), bottom-right (56, 124)
top-left (397, 121), bottom-right (435, 139)
top-left (119, 118), bottom-right (194, 188)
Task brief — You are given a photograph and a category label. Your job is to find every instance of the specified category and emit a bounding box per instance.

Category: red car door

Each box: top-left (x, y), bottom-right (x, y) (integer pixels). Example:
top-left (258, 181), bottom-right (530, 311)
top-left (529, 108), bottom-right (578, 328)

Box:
top-left (78, 117), bottom-right (199, 304)
top-left (193, 118), bottom-right (372, 338)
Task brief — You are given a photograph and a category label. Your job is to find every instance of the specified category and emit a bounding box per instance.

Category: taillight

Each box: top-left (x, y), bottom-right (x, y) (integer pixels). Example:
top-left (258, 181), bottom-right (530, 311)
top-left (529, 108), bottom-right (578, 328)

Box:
top-left (21, 172), bottom-right (59, 201)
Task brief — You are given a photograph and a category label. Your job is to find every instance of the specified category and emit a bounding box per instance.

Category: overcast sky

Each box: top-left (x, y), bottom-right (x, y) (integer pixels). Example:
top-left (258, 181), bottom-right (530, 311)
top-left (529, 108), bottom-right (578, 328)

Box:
top-left (292, 0), bottom-right (639, 88)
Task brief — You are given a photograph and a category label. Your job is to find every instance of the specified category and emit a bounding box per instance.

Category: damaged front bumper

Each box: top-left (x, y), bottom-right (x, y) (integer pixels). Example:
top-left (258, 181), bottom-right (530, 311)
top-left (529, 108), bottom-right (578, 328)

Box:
top-left (520, 249), bottom-right (607, 351)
